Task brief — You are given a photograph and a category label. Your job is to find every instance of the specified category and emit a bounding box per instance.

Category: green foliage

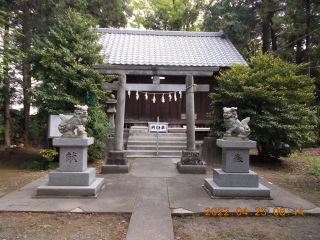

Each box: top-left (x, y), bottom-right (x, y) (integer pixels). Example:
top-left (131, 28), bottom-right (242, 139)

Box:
top-left (0, 8), bottom-right (26, 145)
top-left (40, 148), bottom-right (58, 162)
top-left (38, 148), bottom-right (59, 169)
top-left (210, 54), bottom-right (317, 160)
top-left (307, 167), bottom-right (320, 175)
top-left (0, 125), bottom-right (5, 144)
top-left (86, 0), bottom-right (131, 28)
top-left (202, 0), bottom-right (259, 59)
top-left (48, 0), bottom-right (130, 28)
top-left (274, 0), bottom-right (320, 61)
top-left (0, 125), bottom-right (5, 134)
top-left (32, 9), bottom-right (112, 161)
top-left (290, 153), bottom-right (320, 175)
top-left (131, 0), bottom-right (203, 31)
top-left (203, 0), bottom-right (320, 65)
top-left (28, 114), bottom-right (47, 145)
top-left (32, 9), bottom-right (108, 114)
top-left (21, 149), bottom-right (58, 171)
top-left (86, 105), bottom-right (114, 162)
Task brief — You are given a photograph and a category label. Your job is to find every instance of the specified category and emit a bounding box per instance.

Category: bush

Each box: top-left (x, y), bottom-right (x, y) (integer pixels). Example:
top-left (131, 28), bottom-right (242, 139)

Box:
top-left (86, 105), bottom-right (114, 162)
top-left (22, 149), bottom-right (58, 171)
top-left (210, 54), bottom-right (317, 160)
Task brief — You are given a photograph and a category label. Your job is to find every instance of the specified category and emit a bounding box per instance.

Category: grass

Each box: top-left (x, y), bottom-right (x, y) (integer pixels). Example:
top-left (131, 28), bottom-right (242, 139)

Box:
top-left (289, 153), bottom-right (320, 175)
top-left (0, 148), bottom-right (50, 197)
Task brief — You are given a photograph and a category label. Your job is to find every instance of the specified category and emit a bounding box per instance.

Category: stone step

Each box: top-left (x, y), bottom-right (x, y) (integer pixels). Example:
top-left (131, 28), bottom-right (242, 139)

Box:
top-left (128, 137), bottom-right (187, 141)
top-left (127, 145), bottom-right (187, 151)
top-left (126, 150), bottom-right (182, 157)
top-left (126, 129), bottom-right (187, 158)
top-left (127, 155), bottom-right (181, 158)
top-left (127, 141), bottom-right (186, 146)
top-left (129, 133), bottom-right (187, 138)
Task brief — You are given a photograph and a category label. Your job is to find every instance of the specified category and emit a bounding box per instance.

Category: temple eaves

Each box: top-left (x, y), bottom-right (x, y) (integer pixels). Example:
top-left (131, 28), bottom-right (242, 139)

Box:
top-left (92, 64), bottom-right (220, 76)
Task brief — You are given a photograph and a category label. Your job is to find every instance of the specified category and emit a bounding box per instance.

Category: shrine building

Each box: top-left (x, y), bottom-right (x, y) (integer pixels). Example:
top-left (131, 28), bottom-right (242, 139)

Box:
top-left (93, 28), bottom-right (246, 128)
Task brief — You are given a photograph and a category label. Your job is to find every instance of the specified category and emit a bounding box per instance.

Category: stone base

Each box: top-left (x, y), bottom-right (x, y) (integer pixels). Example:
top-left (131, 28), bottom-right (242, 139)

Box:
top-left (36, 178), bottom-right (104, 197)
top-left (213, 169), bottom-right (259, 187)
top-left (106, 151), bottom-right (128, 165)
top-left (48, 168), bottom-right (96, 186)
top-left (204, 178), bottom-right (270, 198)
top-left (177, 162), bottom-right (206, 174)
top-left (180, 150), bottom-right (203, 165)
top-left (101, 163), bottom-right (130, 174)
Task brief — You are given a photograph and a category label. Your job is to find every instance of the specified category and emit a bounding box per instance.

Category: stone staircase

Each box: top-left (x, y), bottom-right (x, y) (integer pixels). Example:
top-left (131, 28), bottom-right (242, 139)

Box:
top-left (126, 126), bottom-right (187, 158)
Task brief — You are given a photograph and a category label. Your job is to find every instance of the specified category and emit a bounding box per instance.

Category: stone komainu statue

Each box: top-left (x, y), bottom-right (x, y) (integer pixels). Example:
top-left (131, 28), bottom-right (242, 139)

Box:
top-left (58, 105), bottom-right (88, 138)
top-left (223, 107), bottom-right (250, 138)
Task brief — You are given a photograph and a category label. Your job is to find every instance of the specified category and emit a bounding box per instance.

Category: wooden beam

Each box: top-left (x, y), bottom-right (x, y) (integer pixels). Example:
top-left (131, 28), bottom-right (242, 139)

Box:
top-left (102, 83), bottom-right (210, 92)
top-left (93, 65), bottom-right (220, 76)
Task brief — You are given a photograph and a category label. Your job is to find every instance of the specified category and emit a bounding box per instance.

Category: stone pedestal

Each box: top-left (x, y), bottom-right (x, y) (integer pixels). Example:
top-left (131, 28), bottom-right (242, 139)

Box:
top-left (177, 150), bottom-right (206, 174)
top-left (36, 137), bottom-right (104, 197)
top-left (204, 139), bottom-right (270, 198)
top-left (101, 150), bottom-right (130, 173)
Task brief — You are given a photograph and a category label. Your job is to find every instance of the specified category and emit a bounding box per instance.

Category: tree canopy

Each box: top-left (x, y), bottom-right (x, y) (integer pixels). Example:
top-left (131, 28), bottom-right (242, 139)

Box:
top-left (131, 0), bottom-right (204, 31)
top-left (202, 0), bottom-right (320, 66)
top-left (31, 9), bottom-right (113, 160)
top-left (202, 0), bottom-right (259, 59)
top-left (210, 54), bottom-right (317, 160)
top-left (32, 9), bottom-right (107, 115)
top-left (0, 8), bottom-right (26, 145)
top-left (0, 0), bottom-right (129, 145)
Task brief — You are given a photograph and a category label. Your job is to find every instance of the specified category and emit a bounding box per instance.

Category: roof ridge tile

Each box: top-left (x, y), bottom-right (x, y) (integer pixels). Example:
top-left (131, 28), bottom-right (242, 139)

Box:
top-left (95, 28), bottom-right (223, 37)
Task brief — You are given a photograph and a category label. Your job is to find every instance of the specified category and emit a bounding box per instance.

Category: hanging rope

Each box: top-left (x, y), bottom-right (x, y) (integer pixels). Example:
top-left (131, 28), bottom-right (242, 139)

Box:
top-left (185, 84), bottom-right (197, 94)
top-left (113, 80), bottom-right (197, 103)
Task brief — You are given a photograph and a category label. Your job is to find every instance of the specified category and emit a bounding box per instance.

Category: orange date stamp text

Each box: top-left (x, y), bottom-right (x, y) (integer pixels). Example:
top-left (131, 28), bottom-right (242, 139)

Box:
top-left (205, 207), bottom-right (304, 216)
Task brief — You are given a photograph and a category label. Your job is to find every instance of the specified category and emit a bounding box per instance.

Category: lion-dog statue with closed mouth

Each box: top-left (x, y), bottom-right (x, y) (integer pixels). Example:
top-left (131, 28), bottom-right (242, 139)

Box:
top-left (223, 107), bottom-right (250, 140)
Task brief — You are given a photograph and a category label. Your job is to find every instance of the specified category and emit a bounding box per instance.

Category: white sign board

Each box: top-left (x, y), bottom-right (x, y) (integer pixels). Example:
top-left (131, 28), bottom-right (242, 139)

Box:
top-left (148, 122), bottom-right (168, 133)
top-left (48, 114), bottom-right (74, 138)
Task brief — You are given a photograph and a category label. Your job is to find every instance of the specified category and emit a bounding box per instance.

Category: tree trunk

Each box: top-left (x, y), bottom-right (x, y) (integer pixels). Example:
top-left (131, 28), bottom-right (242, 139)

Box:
top-left (4, 76), bottom-right (10, 147)
top-left (296, 40), bottom-right (303, 64)
top-left (305, 0), bottom-right (311, 77)
top-left (270, 19), bottom-right (277, 51)
top-left (261, 0), bottom-right (275, 54)
top-left (21, 1), bottom-right (32, 142)
top-left (22, 63), bottom-right (31, 142)
top-left (3, 24), bottom-right (11, 147)
top-left (262, 18), bottom-right (270, 54)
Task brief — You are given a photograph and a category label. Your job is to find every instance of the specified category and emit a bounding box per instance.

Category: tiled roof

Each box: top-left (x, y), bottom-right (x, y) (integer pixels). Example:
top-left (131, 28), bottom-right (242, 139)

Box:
top-left (96, 28), bottom-right (247, 67)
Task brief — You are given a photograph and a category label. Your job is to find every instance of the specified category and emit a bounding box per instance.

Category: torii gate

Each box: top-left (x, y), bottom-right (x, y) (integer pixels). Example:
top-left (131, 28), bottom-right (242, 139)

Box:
top-left (93, 65), bottom-right (220, 173)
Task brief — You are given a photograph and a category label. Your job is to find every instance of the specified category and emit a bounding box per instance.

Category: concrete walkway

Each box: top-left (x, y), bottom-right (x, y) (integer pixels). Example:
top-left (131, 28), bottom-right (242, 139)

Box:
top-left (126, 159), bottom-right (177, 240)
top-left (0, 158), bottom-right (319, 240)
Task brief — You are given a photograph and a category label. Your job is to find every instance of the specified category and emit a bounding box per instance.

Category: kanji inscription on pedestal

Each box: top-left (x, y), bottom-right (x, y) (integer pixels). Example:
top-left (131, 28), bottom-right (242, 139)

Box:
top-left (233, 154), bottom-right (243, 162)
top-left (66, 152), bottom-right (78, 163)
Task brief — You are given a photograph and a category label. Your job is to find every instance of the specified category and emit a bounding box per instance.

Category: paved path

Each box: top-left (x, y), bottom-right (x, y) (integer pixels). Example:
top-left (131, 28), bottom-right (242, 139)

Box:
top-left (0, 158), bottom-right (319, 240)
top-left (126, 158), bottom-right (177, 240)
top-left (126, 178), bottom-right (174, 240)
